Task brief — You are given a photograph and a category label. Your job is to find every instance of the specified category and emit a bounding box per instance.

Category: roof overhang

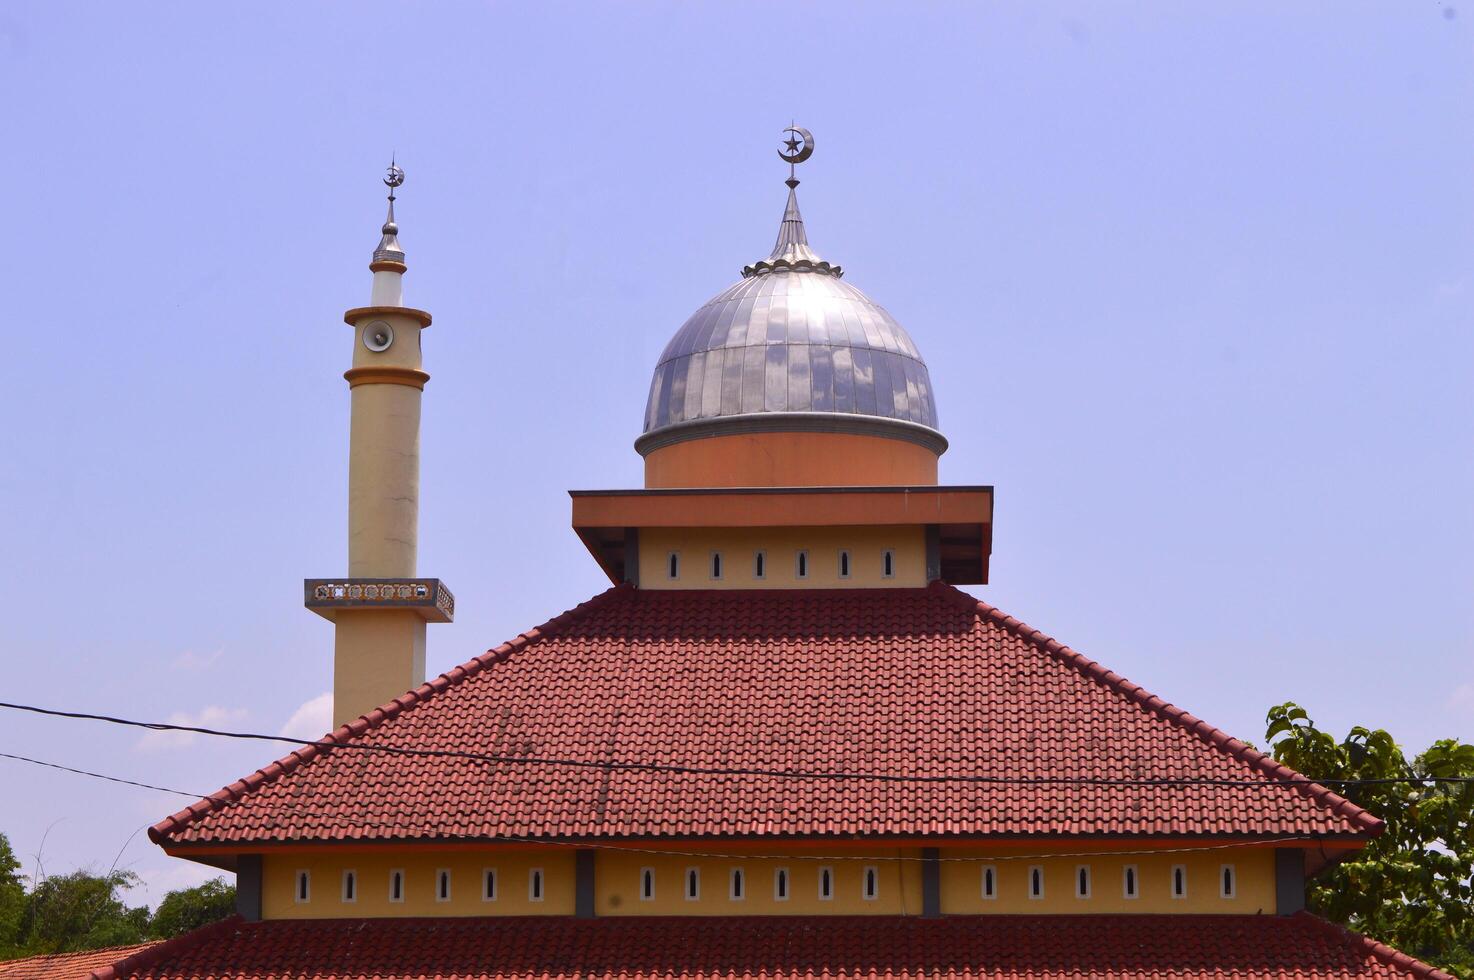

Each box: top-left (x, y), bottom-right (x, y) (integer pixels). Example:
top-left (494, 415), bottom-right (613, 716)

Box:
top-left (571, 485), bottom-right (993, 586)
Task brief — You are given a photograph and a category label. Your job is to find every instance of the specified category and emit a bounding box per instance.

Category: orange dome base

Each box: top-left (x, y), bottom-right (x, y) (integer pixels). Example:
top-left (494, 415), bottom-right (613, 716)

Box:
top-left (644, 430), bottom-right (939, 489)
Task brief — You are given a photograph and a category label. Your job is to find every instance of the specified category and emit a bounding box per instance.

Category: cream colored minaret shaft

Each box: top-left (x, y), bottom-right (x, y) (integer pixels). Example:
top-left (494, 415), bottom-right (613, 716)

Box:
top-left (306, 166), bottom-right (454, 731)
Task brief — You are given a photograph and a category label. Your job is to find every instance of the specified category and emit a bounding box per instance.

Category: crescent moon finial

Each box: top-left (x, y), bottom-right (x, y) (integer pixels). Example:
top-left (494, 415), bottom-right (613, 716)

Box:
top-left (778, 126), bottom-right (814, 188)
top-left (383, 153), bottom-right (405, 198)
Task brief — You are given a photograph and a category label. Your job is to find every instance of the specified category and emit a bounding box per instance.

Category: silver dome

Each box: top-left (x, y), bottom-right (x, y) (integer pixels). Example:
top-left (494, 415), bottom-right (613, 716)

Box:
top-left (638, 187), bottom-right (943, 454)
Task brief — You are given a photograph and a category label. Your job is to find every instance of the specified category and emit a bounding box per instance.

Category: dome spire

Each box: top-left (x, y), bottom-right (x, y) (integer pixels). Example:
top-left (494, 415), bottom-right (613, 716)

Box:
top-left (372, 156), bottom-right (406, 269)
top-left (742, 126), bottom-right (843, 279)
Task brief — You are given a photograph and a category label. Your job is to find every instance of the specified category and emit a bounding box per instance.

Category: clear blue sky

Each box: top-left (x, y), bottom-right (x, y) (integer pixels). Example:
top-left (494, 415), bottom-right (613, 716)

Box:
top-left (1, 2), bottom-right (1470, 904)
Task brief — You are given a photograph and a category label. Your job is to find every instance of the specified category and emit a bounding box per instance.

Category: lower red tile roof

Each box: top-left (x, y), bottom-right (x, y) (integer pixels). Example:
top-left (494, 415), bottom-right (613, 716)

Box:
top-left (0, 944), bottom-right (160, 980)
top-left (90, 914), bottom-right (1449, 980)
top-left (151, 584), bottom-right (1378, 845)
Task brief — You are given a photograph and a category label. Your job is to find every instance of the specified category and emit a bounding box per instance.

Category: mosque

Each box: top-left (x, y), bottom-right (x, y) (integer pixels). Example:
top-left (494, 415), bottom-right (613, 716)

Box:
top-left (85, 131), bottom-right (1443, 979)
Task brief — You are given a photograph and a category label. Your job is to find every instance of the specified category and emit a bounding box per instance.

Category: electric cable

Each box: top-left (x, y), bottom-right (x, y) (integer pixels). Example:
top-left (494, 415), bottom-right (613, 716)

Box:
top-left (0, 749), bottom-right (1326, 865)
top-left (3, 699), bottom-right (1469, 789)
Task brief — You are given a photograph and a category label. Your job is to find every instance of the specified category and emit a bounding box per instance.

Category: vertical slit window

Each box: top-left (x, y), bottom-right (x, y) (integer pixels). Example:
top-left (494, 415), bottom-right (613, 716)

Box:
top-left (1075, 865), bottom-right (1091, 899)
top-left (819, 866), bottom-right (834, 900)
top-left (754, 551), bottom-right (766, 579)
top-left (483, 868), bottom-right (497, 902)
top-left (530, 869), bottom-right (544, 902)
top-left (1123, 865), bottom-right (1138, 899)
top-left (685, 867), bottom-right (700, 900)
top-left (295, 871), bottom-right (310, 904)
top-left (774, 868), bottom-right (789, 901)
top-left (1029, 866), bottom-right (1043, 899)
top-left (710, 552), bottom-right (723, 580)
top-left (389, 869), bottom-right (404, 903)
top-left (667, 552), bottom-right (680, 579)
top-left (641, 868), bottom-right (655, 901)
top-left (882, 550), bottom-right (895, 578)
top-left (730, 868), bottom-right (744, 900)
top-left (839, 550), bottom-right (851, 579)
top-left (982, 866), bottom-right (997, 899)
top-left (341, 870), bottom-right (356, 903)
top-left (863, 866), bottom-right (878, 900)
top-left (1172, 865), bottom-right (1186, 899)
top-left (796, 551), bottom-right (809, 579)
top-left (436, 869), bottom-right (451, 902)
top-left (1221, 865), bottom-right (1236, 899)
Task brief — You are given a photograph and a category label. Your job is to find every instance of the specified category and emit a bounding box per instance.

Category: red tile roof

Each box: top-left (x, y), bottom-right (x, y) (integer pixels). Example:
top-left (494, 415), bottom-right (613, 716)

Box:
top-left (89, 914), bottom-right (1450, 980)
top-left (0, 945), bottom-right (159, 980)
top-left (150, 584), bottom-right (1378, 845)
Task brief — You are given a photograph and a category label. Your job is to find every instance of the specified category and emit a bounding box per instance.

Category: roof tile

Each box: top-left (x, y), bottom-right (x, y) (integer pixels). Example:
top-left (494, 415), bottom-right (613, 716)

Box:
top-left (150, 584), bottom-right (1378, 844)
top-left (93, 914), bottom-right (1452, 980)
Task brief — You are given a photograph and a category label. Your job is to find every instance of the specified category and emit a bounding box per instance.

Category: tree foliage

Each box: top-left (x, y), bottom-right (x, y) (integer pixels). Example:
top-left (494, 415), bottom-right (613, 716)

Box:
top-left (149, 878), bottom-right (235, 939)
top-left (0, 833), bottom-right (235, 959)
top-left (1267, 702), bottom-right (1474, 977)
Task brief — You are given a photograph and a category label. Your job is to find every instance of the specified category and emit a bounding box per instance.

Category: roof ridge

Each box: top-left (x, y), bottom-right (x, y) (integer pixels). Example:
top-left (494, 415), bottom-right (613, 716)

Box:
top-left (927, 582), bottom-right (1383, 836)
top-left (89, 916), bottom-right (241, 980)
top-left (1294, 912), bottom-right (1455, 980)
top-left (148, 585), bottom-right (633, 844)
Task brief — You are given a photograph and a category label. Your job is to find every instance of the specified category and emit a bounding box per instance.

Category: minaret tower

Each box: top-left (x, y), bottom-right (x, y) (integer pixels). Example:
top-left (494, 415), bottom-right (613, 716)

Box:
top-left (306, 161), bottom-right (454, 729)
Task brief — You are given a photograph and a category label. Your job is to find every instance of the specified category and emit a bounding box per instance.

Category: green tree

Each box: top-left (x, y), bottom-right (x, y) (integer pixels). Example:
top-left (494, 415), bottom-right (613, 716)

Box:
top-left (149, 878), bottom-right (234, 939)
top-left (1267, 703), bottom-right (1474, 977)
top-left (0, 834), bottom-right (26, 958)
top-left (17, 869), bottom-right (149, 954)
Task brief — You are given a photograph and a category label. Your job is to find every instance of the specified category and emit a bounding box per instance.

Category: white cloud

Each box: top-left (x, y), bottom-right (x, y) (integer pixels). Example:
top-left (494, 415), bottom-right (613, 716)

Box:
top-left (279, 692), bottom-right (333, 742)
top-left (134, 706), bottom-right (249, 752)
top-left (1447, 684), bottom-right (1474, 714)
top-left (123, 860), bottom-right (230, 910)
top-left (171, 648), bottom-right (223, 671)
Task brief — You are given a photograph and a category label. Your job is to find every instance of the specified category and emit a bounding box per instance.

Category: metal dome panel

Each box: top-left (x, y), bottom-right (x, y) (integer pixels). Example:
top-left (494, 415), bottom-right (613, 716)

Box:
top-left (642, 271), bottom-right (938, 436)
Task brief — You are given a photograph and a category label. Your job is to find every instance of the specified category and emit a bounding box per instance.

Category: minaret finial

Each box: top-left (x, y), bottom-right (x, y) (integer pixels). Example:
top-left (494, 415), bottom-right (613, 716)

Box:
top-left (373, 156), bottom-right (407, 268)
top-left (778, 124), bottom-right (813, 189)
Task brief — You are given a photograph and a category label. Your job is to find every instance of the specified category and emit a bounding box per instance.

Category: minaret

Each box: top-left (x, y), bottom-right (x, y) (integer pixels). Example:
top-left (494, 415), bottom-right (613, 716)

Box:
top-left (306, 161), bottom-right (454, 729)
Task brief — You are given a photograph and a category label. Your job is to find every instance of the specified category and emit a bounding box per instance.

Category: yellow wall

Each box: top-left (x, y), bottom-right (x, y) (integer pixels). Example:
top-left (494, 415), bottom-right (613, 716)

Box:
top-left (332, 610), bottom-right (426, 728)
top-left (939, 848), bottom-right (1277, 915)
top-left (259, 847), bottom-right (1277, 919)
top-left (596, 849), bottom-right (924, 916)
top-left (262, 851), bottom-right (574, 919)
top-left (639, 526), bottom-right (928, 589)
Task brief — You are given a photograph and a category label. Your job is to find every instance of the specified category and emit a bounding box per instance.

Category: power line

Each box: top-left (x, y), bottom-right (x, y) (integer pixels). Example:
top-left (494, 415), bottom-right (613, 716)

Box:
top-left (0, 751), bottom-right (204, 798)
top-left (0, 748), bottom-right (1321, 865)
top-left (4, 699), bottom-right (1471, 790)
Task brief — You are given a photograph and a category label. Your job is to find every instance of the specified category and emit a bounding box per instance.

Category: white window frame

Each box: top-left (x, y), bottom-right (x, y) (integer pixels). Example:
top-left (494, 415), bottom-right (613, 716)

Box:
top-left (482, 867), bottom-right (498, 902)
top-left (862, 865), bottom-right (878, 900)
top-left (754, 550), bottom-right (767, 580)
top-left (1171, 864), bottom-right (1187, 899)
top-left (435, 868), bottom-right (452, 903)
top-left (388, 868), bottom-right (405, 904)
top-left (838, 550), bottom-right (852, 579)
top-left (710, 551), bottom-right (723, 581)
top-left (818, 865), bottom-right (834, 901)
top-left (341, 869), bottom-right (357, 904)
top-left (666, 551), bottom-right (680, 580)
top-left (684, 866), bottom-right (700, 901)
top-left (882, 549), bottom-right (896, 579)
top-left (529, 868), bottom-right (545, 902)
top-left (981, 865), bottom-right (997, 900)
top-left (640, 867), bottom-right (655, 901)
top-left (1028, 864), bottom-right (1044, 899)
top-left (774, 867), bottom-right (790, 901)
top-left (294, 870), bottom-right (310, 904)
top-left (1122, 864), bottom-right (1139, 900)
top-left (796, 550), bottom-right (809, 579)
top-left (1220, 863), bottom-right (1236, 899)
top-left (729, 867), bottom-right (745, 901)
top-left (1074, 864), bottom-right (1091, 899)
